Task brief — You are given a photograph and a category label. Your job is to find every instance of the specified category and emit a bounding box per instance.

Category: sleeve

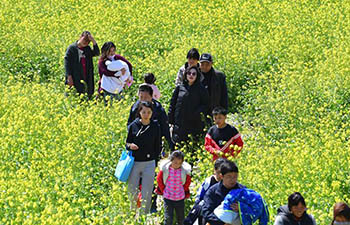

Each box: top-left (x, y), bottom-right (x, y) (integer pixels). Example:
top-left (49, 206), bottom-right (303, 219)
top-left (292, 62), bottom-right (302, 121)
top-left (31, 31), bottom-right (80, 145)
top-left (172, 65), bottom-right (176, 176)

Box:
top-left (183, 175), bottom-right (192, 199)
top-left (154, 123), bottom-right (162, 160)
top-left (64, 46), bottom-right (74, 77)
top-left (127, 103), bottom-right (137, 126)
top-left (175, 67), bottom-right (184, 86)
top-left (126, 124), bottom-right (134, 150)
top-left (98, 59), bottom-right (116, 77)
top-left (220, 74), bottom-right (228, 110)
top-left (168, 86), bottom-right (180, 125)
top-left (310, 214), bottom-right (317, 225)
top-left (273, 215), bottom-right (284, 225)
top-left (195, 179), bottom-right (207, 204)
top-left (152, 85), bottom-right (161, 100)
top-left (155, 102), bottom-right (173, 150)
top-left (202, 188), bottom-right (225, 225)
top-left (115, 54), bottom-right (133, 76)
top-left (204, 132), bottom-right (220, 155)
top-left (155, 170), bottom-right (165, 195)
top-left (92, 43), bottom-right (100, 57)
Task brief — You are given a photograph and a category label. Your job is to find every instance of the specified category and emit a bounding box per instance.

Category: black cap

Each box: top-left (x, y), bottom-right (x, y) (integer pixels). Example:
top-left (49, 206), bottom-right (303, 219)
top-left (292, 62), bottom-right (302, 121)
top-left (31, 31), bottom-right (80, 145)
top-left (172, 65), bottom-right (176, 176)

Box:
top-left (200, 53), bottom-right (213, 62)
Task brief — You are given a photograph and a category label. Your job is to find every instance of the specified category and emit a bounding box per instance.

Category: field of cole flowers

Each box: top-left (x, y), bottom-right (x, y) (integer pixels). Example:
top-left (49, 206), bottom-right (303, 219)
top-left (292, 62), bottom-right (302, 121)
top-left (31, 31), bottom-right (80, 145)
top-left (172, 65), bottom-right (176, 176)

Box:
top-left (1, 0), bottom-right (350, 224)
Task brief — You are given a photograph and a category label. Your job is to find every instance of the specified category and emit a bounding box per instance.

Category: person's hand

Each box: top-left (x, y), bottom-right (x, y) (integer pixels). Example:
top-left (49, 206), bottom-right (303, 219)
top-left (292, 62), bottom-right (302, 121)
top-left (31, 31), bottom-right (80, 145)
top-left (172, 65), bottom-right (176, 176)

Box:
top-left (88, 34), bottom-right (96, 45)
top-left (129, 143), bottom-right (139, 150)
top-left (231, 202), bottom-right (239, 212)
top-left (67, 75), bottom-right (73, 87)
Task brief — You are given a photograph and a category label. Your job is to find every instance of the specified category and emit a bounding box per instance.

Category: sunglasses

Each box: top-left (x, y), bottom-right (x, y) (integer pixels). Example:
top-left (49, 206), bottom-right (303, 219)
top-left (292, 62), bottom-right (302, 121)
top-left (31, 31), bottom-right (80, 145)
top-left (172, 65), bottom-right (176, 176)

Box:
top-left (187, 72), bottom-right (197, 76)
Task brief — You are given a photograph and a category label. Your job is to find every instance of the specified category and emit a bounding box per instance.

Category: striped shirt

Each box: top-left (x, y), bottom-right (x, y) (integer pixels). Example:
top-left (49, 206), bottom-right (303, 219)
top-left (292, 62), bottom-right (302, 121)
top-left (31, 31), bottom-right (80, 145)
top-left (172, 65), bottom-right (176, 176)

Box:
top-left (163, 167), bottom-right (185, 201)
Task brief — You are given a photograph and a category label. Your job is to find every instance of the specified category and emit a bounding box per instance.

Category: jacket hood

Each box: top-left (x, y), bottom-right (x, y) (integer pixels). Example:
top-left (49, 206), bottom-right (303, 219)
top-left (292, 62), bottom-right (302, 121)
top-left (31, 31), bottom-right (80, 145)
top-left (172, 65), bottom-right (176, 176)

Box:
top-left (159, 159), bottom-right (191, 174)
top-left (277, 205), bottom-right (292, 216)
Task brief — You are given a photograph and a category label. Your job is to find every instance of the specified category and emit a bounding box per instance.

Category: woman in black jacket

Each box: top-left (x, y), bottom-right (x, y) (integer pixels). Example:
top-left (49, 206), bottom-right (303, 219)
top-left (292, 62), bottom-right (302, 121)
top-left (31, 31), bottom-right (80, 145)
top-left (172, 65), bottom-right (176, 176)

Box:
top-left (168, 65), bottom-right (209, 144)
top-left (126, 101), bottom-right (161, 214)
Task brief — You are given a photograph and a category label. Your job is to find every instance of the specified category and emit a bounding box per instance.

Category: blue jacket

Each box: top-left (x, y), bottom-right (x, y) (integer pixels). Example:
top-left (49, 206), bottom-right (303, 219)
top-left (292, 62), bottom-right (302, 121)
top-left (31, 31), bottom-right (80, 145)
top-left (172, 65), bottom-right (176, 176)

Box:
top-left (202, 181), bottom-right (246, 225)
top-left (218, 188), bottom-right (269, 225)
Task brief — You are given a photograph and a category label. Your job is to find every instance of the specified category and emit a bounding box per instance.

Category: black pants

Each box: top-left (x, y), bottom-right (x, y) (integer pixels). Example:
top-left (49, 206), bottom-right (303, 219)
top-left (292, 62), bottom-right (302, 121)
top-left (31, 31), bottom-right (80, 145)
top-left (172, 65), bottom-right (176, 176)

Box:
top-left (164, 198), bottom-right (185, 225)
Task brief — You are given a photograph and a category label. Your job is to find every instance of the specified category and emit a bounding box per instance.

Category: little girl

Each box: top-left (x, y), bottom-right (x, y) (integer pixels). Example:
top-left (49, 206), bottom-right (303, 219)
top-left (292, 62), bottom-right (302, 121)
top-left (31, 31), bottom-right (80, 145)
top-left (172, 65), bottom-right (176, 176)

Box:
top-left (98, 42), bottom-right (133, 105)
top-left (156, 150), bottom-right (191, 225)
top-left (142, 73), bottom-right (161, 100)
top-left (126, 101), bottom-right (161, 214)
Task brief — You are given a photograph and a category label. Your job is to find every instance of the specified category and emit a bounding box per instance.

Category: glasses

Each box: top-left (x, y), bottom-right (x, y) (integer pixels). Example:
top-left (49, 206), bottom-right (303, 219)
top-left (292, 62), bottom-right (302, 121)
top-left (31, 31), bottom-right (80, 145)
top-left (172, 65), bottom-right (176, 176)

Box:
top-left (187, 72), bottom-right (197, 76)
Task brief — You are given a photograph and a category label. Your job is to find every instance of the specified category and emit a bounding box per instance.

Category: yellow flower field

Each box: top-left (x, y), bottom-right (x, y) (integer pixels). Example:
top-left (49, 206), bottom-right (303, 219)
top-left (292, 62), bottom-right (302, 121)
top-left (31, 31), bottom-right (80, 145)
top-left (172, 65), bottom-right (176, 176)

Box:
top-left (1, 0), bottom-right (350, 224)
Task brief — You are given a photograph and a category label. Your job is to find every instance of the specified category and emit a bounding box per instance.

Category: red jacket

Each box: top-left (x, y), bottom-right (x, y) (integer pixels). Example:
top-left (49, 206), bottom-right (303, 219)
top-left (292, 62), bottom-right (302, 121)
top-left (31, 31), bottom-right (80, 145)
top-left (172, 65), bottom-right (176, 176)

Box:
top-left (155, 160), bottom-right (191, 199)
top-left (205, 132), bottom-right (243, 161)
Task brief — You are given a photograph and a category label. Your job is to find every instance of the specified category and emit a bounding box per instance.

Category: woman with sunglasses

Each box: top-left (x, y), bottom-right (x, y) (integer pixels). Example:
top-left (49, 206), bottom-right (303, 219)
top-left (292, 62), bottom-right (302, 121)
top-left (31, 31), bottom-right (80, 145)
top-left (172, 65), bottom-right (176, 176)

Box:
top-left (168, 65), bottom-right (209, 145)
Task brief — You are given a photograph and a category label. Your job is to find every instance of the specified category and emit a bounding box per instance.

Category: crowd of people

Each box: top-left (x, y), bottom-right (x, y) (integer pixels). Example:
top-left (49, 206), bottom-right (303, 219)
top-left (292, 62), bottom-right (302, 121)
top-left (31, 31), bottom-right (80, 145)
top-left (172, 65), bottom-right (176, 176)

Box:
top-left (64, 31), bottom-right (350, 225)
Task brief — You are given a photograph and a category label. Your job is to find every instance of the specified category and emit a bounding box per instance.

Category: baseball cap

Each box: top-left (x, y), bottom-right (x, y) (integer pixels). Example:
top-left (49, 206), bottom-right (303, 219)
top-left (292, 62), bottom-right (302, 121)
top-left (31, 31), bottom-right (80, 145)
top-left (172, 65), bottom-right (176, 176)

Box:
top-left (200, 53), bottom-right (213, 62)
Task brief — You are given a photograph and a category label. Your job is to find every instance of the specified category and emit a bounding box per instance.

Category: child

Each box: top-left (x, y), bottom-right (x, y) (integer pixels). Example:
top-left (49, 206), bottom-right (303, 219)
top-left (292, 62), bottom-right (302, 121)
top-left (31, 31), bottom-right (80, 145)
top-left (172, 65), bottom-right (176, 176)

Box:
top-left (155, 150), bottom-right (191, 225)
top-left (98, 42), bottom-right (133, 104)
top-left (143, 73), bottom-right (161, 100)
top-left (205, 107), bottom-right (244, 161)
top-left (126, 101), bottom-right (161, 214)
top-left (184, 158), bottom-right (228, 225)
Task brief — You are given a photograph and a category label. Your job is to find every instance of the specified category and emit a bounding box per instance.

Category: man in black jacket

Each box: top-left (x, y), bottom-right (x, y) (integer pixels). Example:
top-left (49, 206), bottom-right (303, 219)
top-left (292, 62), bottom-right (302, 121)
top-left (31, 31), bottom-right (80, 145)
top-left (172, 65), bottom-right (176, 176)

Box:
top-left (64, 31), bottom-right (100, 98)
top-left (127, 84), bottom-right (174, 152)
top-left (199, 53), bottom-right (228, 114)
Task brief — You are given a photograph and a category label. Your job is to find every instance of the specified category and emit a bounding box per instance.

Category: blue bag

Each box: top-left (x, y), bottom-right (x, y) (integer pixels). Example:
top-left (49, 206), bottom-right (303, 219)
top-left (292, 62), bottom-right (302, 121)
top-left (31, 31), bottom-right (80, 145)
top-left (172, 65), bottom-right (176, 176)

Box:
top-left (114, 150), bottom-right (134, 182)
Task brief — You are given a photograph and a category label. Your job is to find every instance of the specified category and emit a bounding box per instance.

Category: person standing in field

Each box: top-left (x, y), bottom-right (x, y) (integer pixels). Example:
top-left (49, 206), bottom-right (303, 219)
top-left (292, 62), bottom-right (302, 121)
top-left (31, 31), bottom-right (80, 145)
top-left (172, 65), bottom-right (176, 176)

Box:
top-left (155, 150), bottom-right (191, 225)
top-left (98, 42), bottom-right (133, 105)
top-left (168, 65), bottom-right (209, 144)
top-left (274, 192), bottom-right (316, 225)
top-left (205, 107), bottom-right (244, 161)
top-left (64, 31), bottom-right (100, 99)
top-left (175, 48), bottom-right (201, 86)
top-left (199, 53), bottom-right (228, 114)
top-left (126, 101), bottom-right (161, 214)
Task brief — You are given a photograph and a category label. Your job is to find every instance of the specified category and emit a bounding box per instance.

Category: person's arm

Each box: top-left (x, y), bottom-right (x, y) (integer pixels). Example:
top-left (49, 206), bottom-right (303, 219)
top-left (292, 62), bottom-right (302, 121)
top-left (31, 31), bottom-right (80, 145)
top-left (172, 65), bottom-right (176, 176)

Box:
top-left (88, 34), bottom-right (100, 57)
top-left (175, 67), bottom-right (184, 86)
top-left (204, 132), bottom-right (220, 156)
top-left (126, 125), bottom-right (138, 151)
top-left (273, 215), bottom-right (284, 225)
top-left (220, 74), bottom-right (228, 110)
top-left (197, 87), bottom-right (210, 116)
top-left (183, 175), bottom-right (191, 199)
top-left (127, 103), bottom-right (137, 126)
top-left (202, 188), bottom-right (225, 225)
top-left (168, 86), bottom-right (180, 125)
top-left (98, 60), bottom-right (116, 77)
top-left (155, 170), bottom-right (165, 195)
top-left (154, 123), bottom-right (162, 160)
top-left (64, 46), bottom-right (74, 86)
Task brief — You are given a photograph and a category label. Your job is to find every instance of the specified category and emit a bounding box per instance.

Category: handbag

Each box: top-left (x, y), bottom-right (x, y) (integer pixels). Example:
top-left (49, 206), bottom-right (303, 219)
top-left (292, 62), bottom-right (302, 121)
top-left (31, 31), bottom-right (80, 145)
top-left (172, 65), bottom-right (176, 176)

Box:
top-left (114, 150), bottom-right (134, 182)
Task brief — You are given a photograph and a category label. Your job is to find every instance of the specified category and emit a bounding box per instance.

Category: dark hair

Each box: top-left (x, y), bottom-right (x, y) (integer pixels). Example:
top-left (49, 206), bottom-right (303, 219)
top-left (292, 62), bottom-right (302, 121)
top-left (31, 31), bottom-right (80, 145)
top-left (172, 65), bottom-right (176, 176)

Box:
top-left (214, 158), bottom-right (228, 170)
top-left (138, 84), bottom-right (153, 97)
top-left (144, 73), bottom-right (156, 84)
top-left (288, 192), bottom-right (306, 210)
top-left (212, 107), bottom-right (228, 116)
top-left (187, 48), bottom-right (200, 60)
top-left (332, 202), bottom-right (350, 224)
top-left (80, 31), bottom-right (91, 43)
top-left (220, 160), bottom-right (239, 175)
top-left (184, 65), bottom-right (201, 85)
top-left (137, 101), bottom-right (153, 118)
top-left (169, 150), bottom-right (185, 161)
top-left (100, 42), bottom-right (116, 61)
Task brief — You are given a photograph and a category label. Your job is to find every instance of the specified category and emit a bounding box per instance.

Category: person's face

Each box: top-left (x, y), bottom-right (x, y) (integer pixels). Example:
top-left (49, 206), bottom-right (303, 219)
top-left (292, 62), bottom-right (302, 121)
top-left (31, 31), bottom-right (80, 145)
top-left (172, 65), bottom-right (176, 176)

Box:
top-left (108, 47), bottom-right (116, 57)
top-left (335, 215), bottom-right (348, 222)
top-left (214, 168), bottom-right (222, 181)
top-left (138, 91), bottom-right (152, 102)
top-left (221, 172), bottom-right (238, 189)
top-left (139, 106), bottom-right (152, 121)
top-left (187, 58), bottom-right (198, 67)
top-left (170, 158), bottom-right (183, 169)
top-left (200, 61), bottom-right (212, 73)
top-left (78, 35), bottom-right (90, 47)
top-left (290, 202), bottom-right (306, 218)
top-left (214, 114), bottom-right (226, 127)
top-left (186, 68), bottom-right (197, 85)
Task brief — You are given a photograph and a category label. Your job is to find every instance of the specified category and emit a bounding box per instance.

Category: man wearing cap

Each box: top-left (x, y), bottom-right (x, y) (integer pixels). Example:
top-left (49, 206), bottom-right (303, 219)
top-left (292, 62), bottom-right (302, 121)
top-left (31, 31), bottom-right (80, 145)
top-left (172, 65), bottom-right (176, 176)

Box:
top-left (64, 31), bottom-right (100, 99)
top-left (199, 53), bottom-right (228, 113)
